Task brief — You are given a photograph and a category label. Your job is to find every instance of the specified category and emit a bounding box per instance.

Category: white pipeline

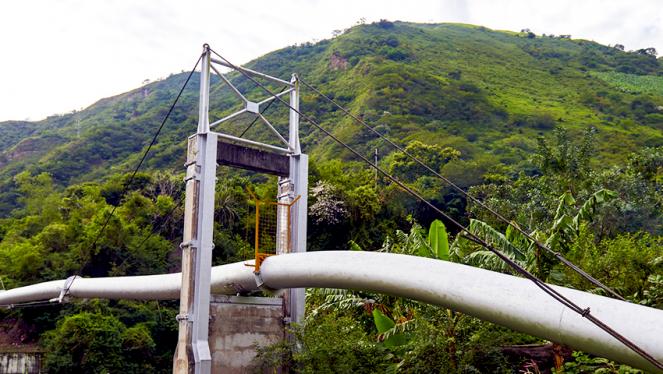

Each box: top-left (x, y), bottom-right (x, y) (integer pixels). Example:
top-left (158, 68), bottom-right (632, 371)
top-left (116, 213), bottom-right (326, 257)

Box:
top-left (0, 251), bottom-right (661, 372)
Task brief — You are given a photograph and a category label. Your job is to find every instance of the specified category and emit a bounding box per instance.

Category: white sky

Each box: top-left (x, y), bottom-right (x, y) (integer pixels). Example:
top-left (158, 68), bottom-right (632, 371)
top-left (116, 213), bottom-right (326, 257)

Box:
top-left (1, 0), bottom-right (661, 122)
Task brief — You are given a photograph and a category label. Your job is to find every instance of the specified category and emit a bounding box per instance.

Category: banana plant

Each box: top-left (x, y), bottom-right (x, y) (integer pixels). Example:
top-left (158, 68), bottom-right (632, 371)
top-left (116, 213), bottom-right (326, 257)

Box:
top-left (451, 189), bottom-right (616, 278)
top-left (378, 219), bottom-right (449, 260)
top-left (306, 288), bottom-right (378, 322)
top-left (320, 220), bottom-right (473, 372)
top-left (450, 219), bottom-right (536, 274)
top-left (546, 189), bottom-right (617, 253)
top-left (427, 219), bottom-right (449, 260)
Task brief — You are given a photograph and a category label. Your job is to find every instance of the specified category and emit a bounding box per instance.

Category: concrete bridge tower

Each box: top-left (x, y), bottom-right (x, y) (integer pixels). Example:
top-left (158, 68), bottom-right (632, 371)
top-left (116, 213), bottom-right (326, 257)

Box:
top-left (173, 45), bottom-right (308, 374)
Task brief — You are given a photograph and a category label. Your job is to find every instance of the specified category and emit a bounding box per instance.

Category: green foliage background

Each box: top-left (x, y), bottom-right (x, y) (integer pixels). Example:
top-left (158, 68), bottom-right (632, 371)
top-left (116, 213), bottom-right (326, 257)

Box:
top-left (0, 21), bottom-right (661, 373)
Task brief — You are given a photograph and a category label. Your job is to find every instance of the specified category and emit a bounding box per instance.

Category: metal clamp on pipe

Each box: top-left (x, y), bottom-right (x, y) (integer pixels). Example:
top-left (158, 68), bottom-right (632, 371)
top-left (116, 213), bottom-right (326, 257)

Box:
top-left (253, 271), bottom-right (265, 288)
top-left (252, 271), bottom-right (278, 296)
top-left (51, 275), bottom-right (79, 303)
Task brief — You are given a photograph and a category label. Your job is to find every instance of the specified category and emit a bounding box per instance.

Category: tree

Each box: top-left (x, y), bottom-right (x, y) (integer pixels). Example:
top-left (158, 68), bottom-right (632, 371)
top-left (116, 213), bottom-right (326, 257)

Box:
top-left (627, 146), bottom-right (662, 183)
top-left (533, 127), bottom-right (596, 195)
top-left (447, 70), bottom-right (462, 80)
top-left (388, 141), bottom-right (460, 183)
top-left (14, 171), bottom-right (60, 221)
top-left (42, 312), bottom-right (128, 373)
top-left (636, 47), bottom-right (657, 56)
top-left (377, 19), bottom-right (394, 29)
top-left (309, 181), bottom-right (349, 225)
top-left (42, 312), bottom-right (157, 373)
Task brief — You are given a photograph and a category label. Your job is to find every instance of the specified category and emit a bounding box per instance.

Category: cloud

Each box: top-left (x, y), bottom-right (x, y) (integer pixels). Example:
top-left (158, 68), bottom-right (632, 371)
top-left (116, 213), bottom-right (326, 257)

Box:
top-left (0, 0), bottom-right (661, 121)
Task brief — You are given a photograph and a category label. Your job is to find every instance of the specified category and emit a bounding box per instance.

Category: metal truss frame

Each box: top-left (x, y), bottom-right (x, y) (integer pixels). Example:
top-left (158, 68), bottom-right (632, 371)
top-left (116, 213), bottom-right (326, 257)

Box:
top-left (207, 57), bottom-right (297, 154)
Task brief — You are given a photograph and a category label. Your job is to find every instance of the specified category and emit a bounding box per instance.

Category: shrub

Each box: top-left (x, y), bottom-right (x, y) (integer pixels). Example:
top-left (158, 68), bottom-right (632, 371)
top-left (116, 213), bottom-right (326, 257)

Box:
top-left (42, 312), bottom-right (157, 373)
top-left (42, 313), bottom-right (127, 373)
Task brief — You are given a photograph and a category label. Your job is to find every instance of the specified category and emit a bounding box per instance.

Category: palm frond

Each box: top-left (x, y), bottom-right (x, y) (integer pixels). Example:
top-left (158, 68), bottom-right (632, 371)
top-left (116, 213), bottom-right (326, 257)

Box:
top-left (466, 219), bottom-right (526, 261)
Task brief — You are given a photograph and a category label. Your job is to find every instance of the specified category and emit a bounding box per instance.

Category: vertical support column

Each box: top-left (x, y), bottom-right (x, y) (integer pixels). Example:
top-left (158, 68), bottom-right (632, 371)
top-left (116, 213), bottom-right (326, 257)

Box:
top-left (289, 74), bottom-right (300, 155)
top-left (286, 73), bottom-right (308, 324)
top-left (276, 180), bottom-right (294, 255)
top-left (174, 137), bottom-right (198, 374)
top-left (174, 45), bottom-right (216, 374)
top-left (276, 178), bottom-right (294, 323)
top-left (198, 45), bottom-right (211, 134)
top-left (288, 154), bottom-right (308, 323)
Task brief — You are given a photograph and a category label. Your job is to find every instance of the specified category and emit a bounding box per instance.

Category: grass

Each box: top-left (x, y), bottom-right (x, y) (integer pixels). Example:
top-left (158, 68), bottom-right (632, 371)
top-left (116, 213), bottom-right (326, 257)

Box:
top-left (590, 71), bottom-right (663, 96)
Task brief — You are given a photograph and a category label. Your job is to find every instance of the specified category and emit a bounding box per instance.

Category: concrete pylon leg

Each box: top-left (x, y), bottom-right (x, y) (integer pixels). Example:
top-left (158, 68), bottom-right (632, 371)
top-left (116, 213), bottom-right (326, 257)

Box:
top-left (174, 45), bottom-right (217, 374)
top-left (173, 132), bottom-right (217, 374)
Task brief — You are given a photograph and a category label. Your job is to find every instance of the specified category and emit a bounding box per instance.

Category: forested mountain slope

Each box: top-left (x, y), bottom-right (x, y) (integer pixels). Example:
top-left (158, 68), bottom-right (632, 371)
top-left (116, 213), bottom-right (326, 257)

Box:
top-left (1, 21), bottom-right (662, 373)
top-left (0, 21), bottom-right (661, 215)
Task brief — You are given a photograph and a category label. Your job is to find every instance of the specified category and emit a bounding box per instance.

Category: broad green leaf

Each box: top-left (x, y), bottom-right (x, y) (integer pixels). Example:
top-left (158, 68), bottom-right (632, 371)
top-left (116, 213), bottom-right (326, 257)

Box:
top-left (372, 309), bottom-right (395, 333)
top-left (372, 309), bottom-right (408, 347)
top-left (554, 192), bottom-right (575, 221)
top-left (348, 240), bottom-right (363, 251)
top-left (428, 219), bottom-right (449, 260)
top-left (505, 222), bottom-right (529, 250)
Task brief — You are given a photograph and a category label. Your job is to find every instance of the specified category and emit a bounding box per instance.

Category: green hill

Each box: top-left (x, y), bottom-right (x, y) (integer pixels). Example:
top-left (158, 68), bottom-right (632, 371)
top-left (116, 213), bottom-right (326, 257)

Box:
top-left (0, 21), bottom-right (661, 215)
top-left (1, 21), bottom-right (661, 372)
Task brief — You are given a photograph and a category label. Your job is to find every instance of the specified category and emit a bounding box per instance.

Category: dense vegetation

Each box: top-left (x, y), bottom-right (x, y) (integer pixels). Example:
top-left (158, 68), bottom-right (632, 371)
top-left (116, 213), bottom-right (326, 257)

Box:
top-left (1, 21), bottom-right (662, 214)
top-left (0, 21), bottom-right (661, 373)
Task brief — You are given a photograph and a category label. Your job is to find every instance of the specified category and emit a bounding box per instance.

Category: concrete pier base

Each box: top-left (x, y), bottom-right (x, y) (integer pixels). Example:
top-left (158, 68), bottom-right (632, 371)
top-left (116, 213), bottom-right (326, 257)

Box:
top-left (209, 295), bottom-right (285, 373)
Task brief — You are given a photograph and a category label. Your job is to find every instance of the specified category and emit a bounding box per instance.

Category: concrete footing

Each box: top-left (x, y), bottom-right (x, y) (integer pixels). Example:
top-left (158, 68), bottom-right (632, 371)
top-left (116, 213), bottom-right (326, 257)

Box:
top-left (209, 295), bottom-right (285, 373)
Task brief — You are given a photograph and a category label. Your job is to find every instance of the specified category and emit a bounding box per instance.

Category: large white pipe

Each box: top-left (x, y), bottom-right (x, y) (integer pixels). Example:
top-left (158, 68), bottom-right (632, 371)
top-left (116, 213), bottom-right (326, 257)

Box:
top-left (0, 262), bottom-right (256, 304)
top-left (0, 251), bottom-right (661, 372)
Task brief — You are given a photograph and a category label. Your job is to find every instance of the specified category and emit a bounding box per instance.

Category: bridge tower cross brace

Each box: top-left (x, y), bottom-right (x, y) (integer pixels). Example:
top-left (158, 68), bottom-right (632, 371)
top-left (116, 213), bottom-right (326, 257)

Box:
top-left (173, 44), bottom-right (308, 374)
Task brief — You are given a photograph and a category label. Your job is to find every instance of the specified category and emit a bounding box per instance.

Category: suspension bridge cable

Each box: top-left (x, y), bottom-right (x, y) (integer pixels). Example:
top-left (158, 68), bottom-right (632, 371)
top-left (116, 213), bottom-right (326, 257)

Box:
top-left (209, 47), bottom-right (662, 370)
top-left (5, 55), bottom-right (203, 310)
top-left (111, 192), bottom-right (186, 273)
top-left (297, 78), bottom-right (624, 302)
top-left (52, 53), bottom-right (203, 303)
top-left (3, 191), bottom-right (187, 310)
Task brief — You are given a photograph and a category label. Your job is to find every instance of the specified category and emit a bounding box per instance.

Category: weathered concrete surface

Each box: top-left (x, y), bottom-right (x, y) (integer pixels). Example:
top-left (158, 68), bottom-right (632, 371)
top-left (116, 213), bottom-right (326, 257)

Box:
top-left (217, 140), bottom-right (289, 176)
top-left (209, 296), bottom-right (284, 374)
top-left (0, 352), bottom-right (42, 374)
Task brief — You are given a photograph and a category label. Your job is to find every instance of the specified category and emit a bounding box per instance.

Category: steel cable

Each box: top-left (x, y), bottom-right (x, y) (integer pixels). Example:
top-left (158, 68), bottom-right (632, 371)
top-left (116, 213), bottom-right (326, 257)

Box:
top-left (3, 53), bottom-right (205, 309)
top-left (209, 47), bottom-right (662, 370)
top-left (297, 77), bottom-right (624, 301)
